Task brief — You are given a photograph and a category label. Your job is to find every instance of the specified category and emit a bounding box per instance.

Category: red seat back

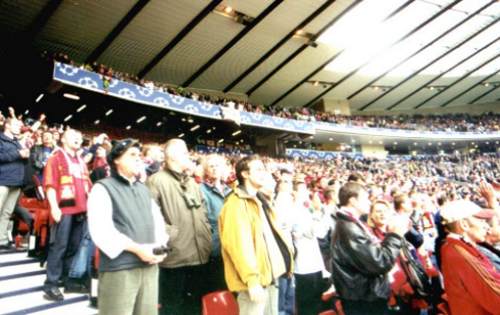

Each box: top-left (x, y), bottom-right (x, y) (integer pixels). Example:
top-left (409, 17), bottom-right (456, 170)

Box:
top-left (202, 291), bottom-right (238, 315)
top-left (19, 197), bottom-right (48, 210)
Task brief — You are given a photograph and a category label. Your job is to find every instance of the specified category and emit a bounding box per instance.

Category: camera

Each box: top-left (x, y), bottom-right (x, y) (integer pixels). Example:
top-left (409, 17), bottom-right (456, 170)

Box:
top-left (152, 245), bottom-right (171, 255)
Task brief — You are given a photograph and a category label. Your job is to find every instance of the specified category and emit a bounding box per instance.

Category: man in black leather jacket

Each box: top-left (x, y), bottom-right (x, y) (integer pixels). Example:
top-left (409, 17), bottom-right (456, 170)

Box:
top-left (331, 182), bottom-right (407, 315)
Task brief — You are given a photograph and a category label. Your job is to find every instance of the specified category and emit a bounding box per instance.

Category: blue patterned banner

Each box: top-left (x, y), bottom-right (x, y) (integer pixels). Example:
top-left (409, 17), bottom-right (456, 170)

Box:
top-left (285, 148), bottom-right (361, 160)
top-left (53, 62), bottom-right (316, 134)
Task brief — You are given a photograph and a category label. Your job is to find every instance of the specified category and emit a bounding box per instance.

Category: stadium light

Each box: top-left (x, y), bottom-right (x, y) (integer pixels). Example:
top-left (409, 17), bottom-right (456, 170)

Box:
top-left (76, 104), bottom-right (87, 112)
top-left (35, 94), bottom-right (44, 103)
top-left (190, 125), bottom-right (200, 132)
top-left (63, 93), bottom-right (80, 100)
top-left (105, 109), bottom-right (114, 116)
top-left (136, 116), bottom-right (147, 123)
top-left (232, 130), bottom-right (241, 136)
top-left (63, 114), bottom-right (73, 122)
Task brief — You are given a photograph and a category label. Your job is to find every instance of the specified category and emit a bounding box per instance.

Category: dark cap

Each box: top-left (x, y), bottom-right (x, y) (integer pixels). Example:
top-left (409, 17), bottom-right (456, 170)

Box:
top-left (107, 138), bottom-right (141, 166)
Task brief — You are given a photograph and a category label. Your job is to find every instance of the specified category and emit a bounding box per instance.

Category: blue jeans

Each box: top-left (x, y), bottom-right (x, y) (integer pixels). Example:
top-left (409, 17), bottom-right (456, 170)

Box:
top-left (44, 214), bottom-right (85, 287)
top-left (278, 275), bottom-right (295, 315)
top-left (68, 221), bottom-right (94, 279)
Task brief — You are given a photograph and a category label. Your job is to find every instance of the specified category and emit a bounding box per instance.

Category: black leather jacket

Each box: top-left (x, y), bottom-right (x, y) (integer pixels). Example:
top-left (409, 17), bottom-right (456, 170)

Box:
top-left (331, 210), bottom-right (403, 302)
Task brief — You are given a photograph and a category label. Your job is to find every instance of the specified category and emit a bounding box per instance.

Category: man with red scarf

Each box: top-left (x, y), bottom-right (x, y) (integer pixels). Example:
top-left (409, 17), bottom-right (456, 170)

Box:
top-left (42, 129), bottom-right (92, 301)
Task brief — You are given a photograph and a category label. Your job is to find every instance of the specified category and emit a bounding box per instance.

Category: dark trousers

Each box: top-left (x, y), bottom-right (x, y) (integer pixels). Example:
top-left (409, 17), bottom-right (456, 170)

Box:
top-left (342, 299), bottom-right (389, 315)
top-left (12, 204), bottom-right (33, 236)
top-left (278, 275), bottom-right (295, 315)
top-left (295, 271), bottom-right (325, 315)
top-left (206, 256), bottom-right (226, 293)
top-left (159, 264), bottom-right (208, 315)
top-left (44, 214), bottom-right (85, 287)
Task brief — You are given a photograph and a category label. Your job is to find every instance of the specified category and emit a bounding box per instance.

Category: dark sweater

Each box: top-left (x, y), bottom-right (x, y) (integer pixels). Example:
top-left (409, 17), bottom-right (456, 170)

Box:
top-left (0, 132), bottom-right (25, 187)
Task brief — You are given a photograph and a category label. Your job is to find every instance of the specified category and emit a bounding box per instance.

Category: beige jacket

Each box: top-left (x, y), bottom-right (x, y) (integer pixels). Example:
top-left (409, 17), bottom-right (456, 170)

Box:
top-left (147, 169), bottom-right (211, 268)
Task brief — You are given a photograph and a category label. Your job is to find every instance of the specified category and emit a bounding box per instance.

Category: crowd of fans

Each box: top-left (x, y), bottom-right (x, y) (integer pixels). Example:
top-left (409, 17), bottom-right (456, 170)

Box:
top-left (1, 105), bottom-right (499, 315)
top-left (48, 52), bottom-right (500, 133)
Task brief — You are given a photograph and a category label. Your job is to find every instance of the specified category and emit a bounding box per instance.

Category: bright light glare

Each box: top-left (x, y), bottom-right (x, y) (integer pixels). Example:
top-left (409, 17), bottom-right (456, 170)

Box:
top-left (317, 0), bottom-right (499, 78)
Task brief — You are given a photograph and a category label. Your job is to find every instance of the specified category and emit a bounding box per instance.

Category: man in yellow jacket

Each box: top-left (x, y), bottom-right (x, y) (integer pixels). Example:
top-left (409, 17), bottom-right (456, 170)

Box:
top-left (219, 155), bottom-right (293, 315)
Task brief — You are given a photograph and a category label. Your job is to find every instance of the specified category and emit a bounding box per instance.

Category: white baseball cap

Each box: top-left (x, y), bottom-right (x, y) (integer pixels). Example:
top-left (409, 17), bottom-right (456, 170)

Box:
top-left (440, 200), bottom-right (495, 224)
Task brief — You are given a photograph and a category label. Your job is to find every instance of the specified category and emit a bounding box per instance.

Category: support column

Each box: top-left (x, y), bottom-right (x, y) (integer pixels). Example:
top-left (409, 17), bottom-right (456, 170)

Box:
top-left (255, 133), bottom-right (281, 157)
top-left (311, 98), bottom-right (351, 115)
top-left (361, 144), bottom-right (388, 159)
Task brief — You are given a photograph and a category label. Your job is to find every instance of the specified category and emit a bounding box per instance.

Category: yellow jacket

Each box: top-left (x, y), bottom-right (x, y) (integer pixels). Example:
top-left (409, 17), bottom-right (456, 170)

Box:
top-left (218, 187), bottom-right (294, 292)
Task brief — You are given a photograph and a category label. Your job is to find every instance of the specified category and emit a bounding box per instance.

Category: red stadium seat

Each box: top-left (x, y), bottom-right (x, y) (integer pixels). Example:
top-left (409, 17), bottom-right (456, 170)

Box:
top-left (321, 290), bottom-right (344, 315)
top-left (19, 197), bottom-right (50, 247)
top-left (202, 291), bottom-right (238, 315)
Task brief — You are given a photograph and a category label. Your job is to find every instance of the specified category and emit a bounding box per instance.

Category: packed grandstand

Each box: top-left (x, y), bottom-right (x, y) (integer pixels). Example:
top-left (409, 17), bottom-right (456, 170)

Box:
top-left (0, 1), bottom-right (499, 315)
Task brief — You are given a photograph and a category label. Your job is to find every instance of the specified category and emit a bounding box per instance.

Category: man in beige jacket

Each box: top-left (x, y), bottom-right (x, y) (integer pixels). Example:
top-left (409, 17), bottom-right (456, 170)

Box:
top-left (147, 139), bottom-right (212, 315)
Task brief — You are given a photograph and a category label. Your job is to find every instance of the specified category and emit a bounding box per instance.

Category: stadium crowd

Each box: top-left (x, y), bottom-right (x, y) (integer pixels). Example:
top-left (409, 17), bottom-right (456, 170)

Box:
top-left (48, 52), bottom-right (500, 134)
top-left (0, 105), bottom-right (499, 315)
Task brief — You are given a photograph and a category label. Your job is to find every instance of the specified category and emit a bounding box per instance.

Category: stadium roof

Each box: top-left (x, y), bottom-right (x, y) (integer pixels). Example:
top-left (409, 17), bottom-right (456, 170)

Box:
top-left (1, 0), bottom-right (499, 112)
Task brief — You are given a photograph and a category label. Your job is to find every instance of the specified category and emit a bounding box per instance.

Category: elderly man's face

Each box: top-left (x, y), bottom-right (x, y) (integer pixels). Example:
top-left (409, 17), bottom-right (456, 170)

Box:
top-left (205, 156), bottom-right (224, 181)
top-left (115, 147), bottom-right (142, 178)
top-left (464, 216), bottom-right (490, 243)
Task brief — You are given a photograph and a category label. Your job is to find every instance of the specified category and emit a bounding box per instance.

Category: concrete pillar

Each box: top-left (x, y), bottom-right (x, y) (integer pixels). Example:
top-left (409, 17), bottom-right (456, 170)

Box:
top-left (311, 98), bottom-right (351, 115)
top-left (255, 134), bottom-right (280, 157)
top-left (361, 144), bottom-right (388, 159)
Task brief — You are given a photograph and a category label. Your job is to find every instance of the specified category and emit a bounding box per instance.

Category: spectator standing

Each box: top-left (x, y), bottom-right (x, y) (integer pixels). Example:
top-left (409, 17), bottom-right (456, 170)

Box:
top-left (0, 118), bottom-right (29, 249)
top-left (274, 170), bottom-right (296, 315)
top-left (146, 139), bottom-right (212, 315)
top-left (30, 131), bottom-right (55, 181)
top-left (42, 129), bottom-right (92, 301)
top-left (219, 155), bottom-right (293, 315)
top-left (440, 200), bottom-right (500, 315)
top-left (292, 178), bottom-right (328, 315)
top-left (331, 182), bottom-right (406, 315)
top-left (200, 154), bottom-right (232, 292)
top-left (87, 139), bottom-right (168, 315)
